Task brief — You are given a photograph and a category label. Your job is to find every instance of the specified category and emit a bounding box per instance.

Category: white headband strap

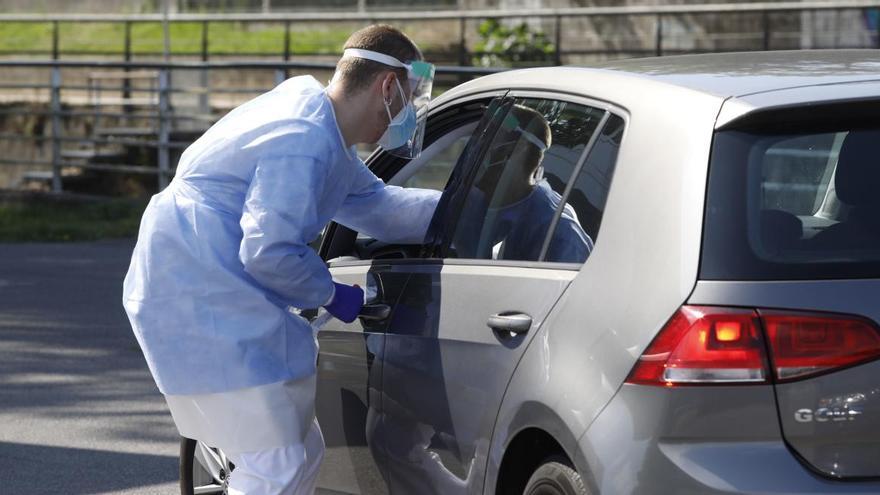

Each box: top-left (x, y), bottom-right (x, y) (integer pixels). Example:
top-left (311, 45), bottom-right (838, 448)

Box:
top-left (516, 126), bottom-right (548, 151)
top-left (342, 48), bottom-right (408, 69)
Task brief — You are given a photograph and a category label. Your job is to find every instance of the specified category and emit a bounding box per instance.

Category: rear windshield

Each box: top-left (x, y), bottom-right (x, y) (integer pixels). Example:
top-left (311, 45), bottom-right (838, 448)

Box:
top-left (701, 102), bottom-right (880, 280)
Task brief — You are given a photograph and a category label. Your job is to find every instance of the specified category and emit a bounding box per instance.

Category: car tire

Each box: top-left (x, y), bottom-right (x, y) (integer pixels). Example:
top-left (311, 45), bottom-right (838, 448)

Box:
top-left (179, 436), bottom-right (234, 495)
top-left (523, 456), bottom-right (589, 495)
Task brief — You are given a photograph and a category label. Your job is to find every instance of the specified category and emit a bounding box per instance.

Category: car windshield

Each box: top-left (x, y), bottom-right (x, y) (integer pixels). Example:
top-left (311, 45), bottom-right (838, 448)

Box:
top-left (701, 102), bottom-right (880, 280)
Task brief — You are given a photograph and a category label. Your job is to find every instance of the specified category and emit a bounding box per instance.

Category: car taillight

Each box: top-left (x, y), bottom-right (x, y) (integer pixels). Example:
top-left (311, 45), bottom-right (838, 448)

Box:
top-left (761, 311), bottom-right (880, 382)
top-left (626, 306), bottom-right (769, 386)
top-left (626, 306), bottom-right (880, 387)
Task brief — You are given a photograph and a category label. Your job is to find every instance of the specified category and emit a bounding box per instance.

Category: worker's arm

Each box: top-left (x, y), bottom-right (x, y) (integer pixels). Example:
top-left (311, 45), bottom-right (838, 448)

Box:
top-left (334, 162), bottom-right (441, 244)
top-left (239, 154), bottom-right (334, 310)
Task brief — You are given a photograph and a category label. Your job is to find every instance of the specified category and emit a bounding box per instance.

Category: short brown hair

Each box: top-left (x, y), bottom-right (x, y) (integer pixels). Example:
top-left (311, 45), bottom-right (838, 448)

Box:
top-left (510, 105), bottom-right (551, 149)
top-left (508, 104), bottom-right (552, 165)
top-left (335, 25), bottom-right (422, 94)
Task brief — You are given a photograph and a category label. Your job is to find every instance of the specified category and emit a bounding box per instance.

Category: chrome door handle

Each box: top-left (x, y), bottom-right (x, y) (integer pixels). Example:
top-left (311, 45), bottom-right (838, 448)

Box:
top-left (487, 312), bottom-right (532, 334)
top-left (359, 304), bottom-right (391, 321)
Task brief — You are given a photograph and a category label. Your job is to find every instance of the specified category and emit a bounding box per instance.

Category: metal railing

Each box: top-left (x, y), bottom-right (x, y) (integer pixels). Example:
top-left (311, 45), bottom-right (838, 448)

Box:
top-left (0, 60), bottom-right (501, 193)
top-left (1, 1), bottom-right (879, 62)
top-left (2, 1), bottom-right (878, 195)
top-left (174, 0), bottom-right (459, 12)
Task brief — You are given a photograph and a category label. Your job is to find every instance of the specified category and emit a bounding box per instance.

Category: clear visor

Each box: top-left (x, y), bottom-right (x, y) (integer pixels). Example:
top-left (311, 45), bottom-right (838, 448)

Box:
top-left (341, 49), bottom-right (435, 159)
top-left (392, 60), bottom-right (433, 158)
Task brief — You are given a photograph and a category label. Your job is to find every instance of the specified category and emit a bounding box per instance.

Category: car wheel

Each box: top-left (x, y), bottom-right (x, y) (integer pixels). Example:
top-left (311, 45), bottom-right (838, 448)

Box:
top-left (179, 436), bottom-right (234, 495)
top-left (523, 456), bottom-right (589, 495)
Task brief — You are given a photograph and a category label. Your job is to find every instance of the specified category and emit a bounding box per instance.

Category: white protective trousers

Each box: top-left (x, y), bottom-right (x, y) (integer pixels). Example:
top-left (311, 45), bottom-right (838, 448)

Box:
top-left (167, 373), bottom-right (326, 494)
top-left (227, 417), bottom-right (325, 495)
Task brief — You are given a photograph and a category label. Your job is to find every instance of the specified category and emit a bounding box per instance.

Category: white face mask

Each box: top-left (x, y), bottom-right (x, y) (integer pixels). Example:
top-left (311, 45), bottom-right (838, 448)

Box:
top-left (377, 78), bottom-right (417, 150)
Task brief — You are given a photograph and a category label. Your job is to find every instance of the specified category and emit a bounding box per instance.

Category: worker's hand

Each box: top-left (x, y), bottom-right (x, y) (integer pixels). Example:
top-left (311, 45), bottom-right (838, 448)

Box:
top-left (323, 282), bottom-right (364, 323)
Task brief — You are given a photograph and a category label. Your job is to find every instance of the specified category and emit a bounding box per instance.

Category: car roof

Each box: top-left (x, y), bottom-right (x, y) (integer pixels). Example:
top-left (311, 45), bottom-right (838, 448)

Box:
top-left (435, 50), bottom-right (880, 125)
top-left (593, 49), bottom-right (880, 98)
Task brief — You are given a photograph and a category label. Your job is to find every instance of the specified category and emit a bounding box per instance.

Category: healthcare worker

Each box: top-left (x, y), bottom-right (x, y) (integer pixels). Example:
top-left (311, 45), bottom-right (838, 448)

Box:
top-left (122, 25), bottom-right (439, 494)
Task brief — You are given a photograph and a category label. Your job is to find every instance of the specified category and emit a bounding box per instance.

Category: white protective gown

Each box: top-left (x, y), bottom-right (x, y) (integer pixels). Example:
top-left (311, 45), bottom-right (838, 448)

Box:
top-left (122, 75), bottom-right (439, 404)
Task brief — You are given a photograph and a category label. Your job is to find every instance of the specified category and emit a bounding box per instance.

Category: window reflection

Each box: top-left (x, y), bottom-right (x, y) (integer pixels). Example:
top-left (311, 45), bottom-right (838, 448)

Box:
top-left (451, 101), bottom-right (619, 264)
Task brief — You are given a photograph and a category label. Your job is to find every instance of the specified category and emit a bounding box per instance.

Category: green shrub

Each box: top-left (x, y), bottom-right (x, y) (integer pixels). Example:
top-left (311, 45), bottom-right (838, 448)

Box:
top-left (472, 19), bottom-right (555, 68)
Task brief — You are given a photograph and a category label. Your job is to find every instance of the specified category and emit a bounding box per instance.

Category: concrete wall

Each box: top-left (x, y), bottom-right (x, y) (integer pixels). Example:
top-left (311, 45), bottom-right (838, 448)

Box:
top-left (0, 0), bottom-right (154, 13)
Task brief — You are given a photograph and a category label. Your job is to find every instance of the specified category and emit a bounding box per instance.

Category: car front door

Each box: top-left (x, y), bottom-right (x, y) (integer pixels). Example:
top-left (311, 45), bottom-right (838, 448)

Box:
top-left (313, 95), bottom-right (499, 495)
top-left (377, 94), bottom-right (625, 494)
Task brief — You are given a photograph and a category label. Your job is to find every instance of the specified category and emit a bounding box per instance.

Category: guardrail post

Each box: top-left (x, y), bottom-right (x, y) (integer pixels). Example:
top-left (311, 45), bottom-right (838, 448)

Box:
top-left (834, 8), bottom-right (841, 49)
top-left (201, 21), bottom-right (209, 62)
top-left (52, 21), bottom-right (59, 60)
top-left (655, 13), bottom-right (663, 57)
top-left (123, 21), bottom-right (133, 121)
top-left (763, 11), bottom-right (771, 50)
top-left (50, 67), bottom-right (62, 193)
top-left (554, 15), bottom-right (562, 65)
top-left (200, 21), bottom-right (209, 117)
top-left (283, 20), bottom-right (291, 79)
top-left (158, 69), bottom-right (171, 190)
top-left (124, 21), bottom-right (132, 62)
top-left (458, 17), bottom-right (468, 84)
top-left (876, 8), bottom-right (880, 48)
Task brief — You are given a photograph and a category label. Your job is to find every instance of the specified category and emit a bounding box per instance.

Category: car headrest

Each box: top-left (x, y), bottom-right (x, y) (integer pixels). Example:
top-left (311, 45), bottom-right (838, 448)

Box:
top-left (835, 130), bottom-right (880, 207)
top-left (760, 209), bottom-right (802, 256)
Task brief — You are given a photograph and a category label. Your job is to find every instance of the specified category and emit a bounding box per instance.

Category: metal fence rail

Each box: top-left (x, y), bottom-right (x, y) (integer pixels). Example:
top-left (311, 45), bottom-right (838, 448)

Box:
top-left (1, 1), bottom-right (879, 62)
top-left (2, 1), bottom-right (879, 195)
top-left (0, 60), bottom-right (502, 193)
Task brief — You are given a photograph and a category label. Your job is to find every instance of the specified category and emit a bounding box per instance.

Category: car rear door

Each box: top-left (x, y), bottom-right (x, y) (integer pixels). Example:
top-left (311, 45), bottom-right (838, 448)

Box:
top-left (377, 93), bottom-right (625, 494)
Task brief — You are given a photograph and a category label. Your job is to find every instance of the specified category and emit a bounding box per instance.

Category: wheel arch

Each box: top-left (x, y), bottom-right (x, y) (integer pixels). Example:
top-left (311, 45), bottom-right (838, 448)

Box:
top-left (487, 401), bottom-right (596, 495)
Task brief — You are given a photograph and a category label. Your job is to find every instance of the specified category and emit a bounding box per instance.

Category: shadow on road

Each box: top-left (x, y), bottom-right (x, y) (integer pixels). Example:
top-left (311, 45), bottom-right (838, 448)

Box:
top-left (0, 441), bottom-right (178, 494)
top-left (0, 239), bottom-right (180, 493)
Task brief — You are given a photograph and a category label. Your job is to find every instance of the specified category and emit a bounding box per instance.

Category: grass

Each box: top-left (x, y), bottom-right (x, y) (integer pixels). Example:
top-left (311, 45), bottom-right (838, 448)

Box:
top-left (0, 197), bottom-right (147, 242)
top-left (0, 21), bottom-right (353, 55)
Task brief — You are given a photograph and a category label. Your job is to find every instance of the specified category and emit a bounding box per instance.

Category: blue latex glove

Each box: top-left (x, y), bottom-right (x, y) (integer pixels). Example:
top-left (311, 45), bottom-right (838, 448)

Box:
top-left (323, 282), bottom-right (364, 323)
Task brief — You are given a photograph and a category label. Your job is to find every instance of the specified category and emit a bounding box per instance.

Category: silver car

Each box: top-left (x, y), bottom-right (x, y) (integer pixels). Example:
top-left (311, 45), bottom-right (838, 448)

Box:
top-left (182, 50), bottom-right (880, 495)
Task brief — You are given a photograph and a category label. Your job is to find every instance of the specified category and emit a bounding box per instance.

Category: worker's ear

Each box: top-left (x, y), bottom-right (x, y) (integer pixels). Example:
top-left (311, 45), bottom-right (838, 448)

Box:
top-left (379, 71), bottom-right (397, 104)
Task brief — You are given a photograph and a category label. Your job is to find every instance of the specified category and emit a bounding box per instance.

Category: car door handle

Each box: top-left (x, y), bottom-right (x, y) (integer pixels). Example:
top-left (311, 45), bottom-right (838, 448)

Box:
top-left (359, 303), bottom-right (391, 321)
top-left (487, 312), bottom-right (532, 334)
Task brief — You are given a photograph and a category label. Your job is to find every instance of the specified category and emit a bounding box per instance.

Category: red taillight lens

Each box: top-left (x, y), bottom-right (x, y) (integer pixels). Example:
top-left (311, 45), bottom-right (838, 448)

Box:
top-left (627, 306), bottom-right (880, 387)
top-left (761, 311), bottom-right (880, 382)
top-left (626, 306), bottom-right (769, 386)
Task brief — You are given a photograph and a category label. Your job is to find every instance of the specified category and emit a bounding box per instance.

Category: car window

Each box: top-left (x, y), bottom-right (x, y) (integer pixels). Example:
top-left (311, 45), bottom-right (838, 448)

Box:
top-left (761, 133), bottom-right (841, 216)
top-left (447, 98), bottom-right (607, 263)
top-left (353, 123), bottom-right (478, 244)
top-left (703, 113), bottom-right (880, 280)
top-left (394, 123), bottom-right (476, 191)
top-left (543, 114), bottom-right (625, 260)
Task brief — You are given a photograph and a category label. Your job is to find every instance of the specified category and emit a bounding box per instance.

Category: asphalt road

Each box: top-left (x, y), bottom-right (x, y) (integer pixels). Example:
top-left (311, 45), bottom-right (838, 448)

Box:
top-left (0, 240), bottom-right (181, 494)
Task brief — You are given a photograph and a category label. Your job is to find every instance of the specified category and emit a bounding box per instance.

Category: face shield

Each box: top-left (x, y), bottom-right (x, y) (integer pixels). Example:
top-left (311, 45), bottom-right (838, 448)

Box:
top-left (341, 48), bottom-right (435, 159)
